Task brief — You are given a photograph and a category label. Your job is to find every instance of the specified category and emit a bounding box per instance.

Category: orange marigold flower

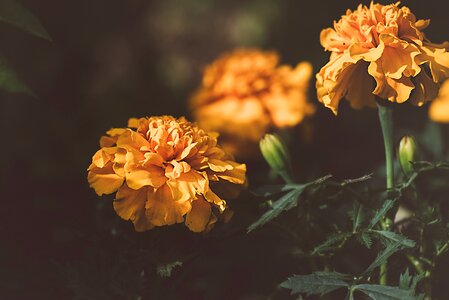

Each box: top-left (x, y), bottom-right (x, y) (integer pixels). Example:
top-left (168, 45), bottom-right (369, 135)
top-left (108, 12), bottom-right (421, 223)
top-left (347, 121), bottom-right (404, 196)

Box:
top-left (87, 116), bottom-right (246, 232)
top-left (317, 1), bottom-right (449, 114)
top-left (429, 79), bottom-right (449, 122)
top-left (190, 49), bottom-right (314, 155)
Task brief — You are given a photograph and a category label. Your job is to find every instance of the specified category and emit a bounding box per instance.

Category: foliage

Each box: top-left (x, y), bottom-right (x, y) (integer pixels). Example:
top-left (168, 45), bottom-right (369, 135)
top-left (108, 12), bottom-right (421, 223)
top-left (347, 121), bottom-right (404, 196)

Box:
top-left (0, 0), bottom-right (50, 96)
top-left (246, 130), bottom-right (449, 299)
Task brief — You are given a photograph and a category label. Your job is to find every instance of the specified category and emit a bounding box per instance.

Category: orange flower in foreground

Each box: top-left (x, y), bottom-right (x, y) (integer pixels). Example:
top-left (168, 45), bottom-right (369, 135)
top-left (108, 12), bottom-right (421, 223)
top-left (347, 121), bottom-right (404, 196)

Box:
top-left (87, 116), bottom-right (246, 232)
top-left (317, 2), bottom-right (449, 114)
top-left (429, 79), bottom-right (449, 122)
top-left (190, 49), bottom-right (314, 155)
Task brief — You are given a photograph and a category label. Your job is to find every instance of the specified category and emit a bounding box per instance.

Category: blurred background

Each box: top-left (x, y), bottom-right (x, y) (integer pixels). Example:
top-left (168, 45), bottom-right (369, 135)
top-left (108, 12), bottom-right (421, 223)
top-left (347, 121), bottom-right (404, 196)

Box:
top-left (1, 0), bottom-right (449, 299)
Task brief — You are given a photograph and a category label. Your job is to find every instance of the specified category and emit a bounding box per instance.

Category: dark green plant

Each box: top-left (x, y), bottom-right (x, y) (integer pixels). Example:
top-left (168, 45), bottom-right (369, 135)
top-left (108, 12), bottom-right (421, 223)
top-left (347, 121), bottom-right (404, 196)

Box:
top-left (0, 0), bottom-right (50, 96)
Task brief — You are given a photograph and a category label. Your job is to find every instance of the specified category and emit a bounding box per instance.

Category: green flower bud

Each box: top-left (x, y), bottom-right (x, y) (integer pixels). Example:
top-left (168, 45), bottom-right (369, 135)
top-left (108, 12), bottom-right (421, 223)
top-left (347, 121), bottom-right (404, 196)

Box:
top-left (398, 135), bottom-right (419, 177)
top-left (259, 134), bottom-right (291, 179)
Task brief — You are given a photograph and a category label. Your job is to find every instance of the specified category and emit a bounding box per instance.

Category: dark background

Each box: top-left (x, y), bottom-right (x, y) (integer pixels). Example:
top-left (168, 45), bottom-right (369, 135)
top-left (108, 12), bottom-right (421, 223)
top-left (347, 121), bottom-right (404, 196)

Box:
top-left (1, 0), bottom-right (448, 299)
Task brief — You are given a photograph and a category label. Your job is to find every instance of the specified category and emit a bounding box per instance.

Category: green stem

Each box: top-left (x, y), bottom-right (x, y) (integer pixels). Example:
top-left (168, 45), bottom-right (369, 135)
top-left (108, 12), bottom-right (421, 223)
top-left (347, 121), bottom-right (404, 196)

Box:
top-left (377, 103), bottom-right (394, 191)
top-left (279, 170), bottom-right (294, 184)
top-left (377, 102), bottom-right (395, 285)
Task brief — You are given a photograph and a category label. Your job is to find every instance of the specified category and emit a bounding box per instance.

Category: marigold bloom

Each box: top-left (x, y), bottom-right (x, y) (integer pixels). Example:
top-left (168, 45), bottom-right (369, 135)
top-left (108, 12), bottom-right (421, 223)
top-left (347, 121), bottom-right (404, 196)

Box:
top-left (87, 116), bottom-right (246, 232)
top-left (429, 79), bottom-right (449, 122)
top-left (317, 2), bottom-right (449, 114)
top-left (190, 49), bottom-right (314, 155)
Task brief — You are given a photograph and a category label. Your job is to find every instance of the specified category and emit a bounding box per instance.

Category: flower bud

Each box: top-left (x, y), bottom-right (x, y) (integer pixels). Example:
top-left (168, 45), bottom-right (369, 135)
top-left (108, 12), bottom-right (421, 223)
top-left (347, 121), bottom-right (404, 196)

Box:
top-left (398, 135), bottom-right (419, 177)
top-left (259, 134), bottom-right (291, 174)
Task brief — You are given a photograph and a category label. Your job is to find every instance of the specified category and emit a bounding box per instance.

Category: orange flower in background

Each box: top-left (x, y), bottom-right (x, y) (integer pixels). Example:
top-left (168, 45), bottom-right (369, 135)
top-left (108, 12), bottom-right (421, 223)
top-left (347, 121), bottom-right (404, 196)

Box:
top-left (317, 2), bottom-right (449, 114)
top-left (429, 79), bottom-right (449, 122)
top-left (190, 49), bottom-right (314, 156)
top-left (88, 116), bottom-right (246, 232)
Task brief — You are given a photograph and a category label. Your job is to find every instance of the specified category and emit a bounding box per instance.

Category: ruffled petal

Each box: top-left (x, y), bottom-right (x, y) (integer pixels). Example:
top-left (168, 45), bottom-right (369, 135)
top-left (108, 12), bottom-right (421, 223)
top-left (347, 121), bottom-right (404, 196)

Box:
top-left (379, 34), bottom-right (421, 79)
top-left (114, 184), bottom-right (154, 232)
top-left (90, 147), bottom-right (116, 168)
top-left (420, 42), bottom-right (449, 83)
top-left (208, 158), bottom-right (234, 172)
top-left (368, 60), bottom-right (414, 103)
top-left (345, 62), bottom-right (377, 109)
top-left (317, 58), bottom-right (363, 114)
top-left (88, 163), bottom-right (124, 196)
top-left (185, 196), bottom-right (212, 232)
top-left (126, 166), bottom-right (166, 190)
top-left (409, 71), bottom-right (439, 106)
top-left (216, 161), bottom-right (246, 184)
top-left (145, 184), bottom-right (191, 226)
top-left (204, 189), bottom-right (226, 212)
top-left (166, 170), bottom-right (207, 202)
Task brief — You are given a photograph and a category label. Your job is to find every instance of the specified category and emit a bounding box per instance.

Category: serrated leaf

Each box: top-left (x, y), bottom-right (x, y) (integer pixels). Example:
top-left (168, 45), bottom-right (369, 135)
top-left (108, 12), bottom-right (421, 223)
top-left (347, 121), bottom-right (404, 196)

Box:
top-left (358, 232), bottom-right (373, 249)
top-left (280, 272), bottom-right (350, 296)
top-left (0, 0), bottom-right (51, 40)
top-left (354, 284), bottom-right (416, 300)
top-left (351, 202), bottom-right (365, 232)
top-left (369, 199), bottom-right (395, 229)
top-left (248, 175), bottom-right (331, 233)
top-left (312, 232), bottom-right (352, 255)
top-left (399, 269), bottom-right (424, 294)
top-left (0, 57), bottom-right (35, 96)
top-left (373, 231), bottom-right (416, 248)
top-left (399, 268), bottom-right (413, 290)
top-left (364, 233), bottom-right (414, 275)
top-left (156, 261), bottom-right (182, 278)
top-left (247, 189), bottom-right (301, 233)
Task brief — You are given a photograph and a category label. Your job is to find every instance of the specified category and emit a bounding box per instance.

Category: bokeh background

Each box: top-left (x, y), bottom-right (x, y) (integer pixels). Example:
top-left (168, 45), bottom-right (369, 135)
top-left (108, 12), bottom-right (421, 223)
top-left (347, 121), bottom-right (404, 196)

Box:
top-left (2, 0), bottom-right (449, 299)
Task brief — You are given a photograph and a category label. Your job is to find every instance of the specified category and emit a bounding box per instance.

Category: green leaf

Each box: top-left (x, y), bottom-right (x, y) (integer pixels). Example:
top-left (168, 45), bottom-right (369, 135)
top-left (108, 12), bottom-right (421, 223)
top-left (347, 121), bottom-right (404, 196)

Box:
top-left (248, 175), bottom-right (332, 233)
top-left (312, 232), bottom-right (352, 255)
top-left (399, 268), bottom-right (413, 290)
top-left (357, 232), bottom-right (373, 249)
top-left (364, 232), bottom-right (414, 275)
top-left (156, 261), bottom-right (182, 278)
top-left (354, 284), bottom-right (416, 300)
top-left (365, 243), bottom-right (400, 274)
top-left (280, 272), bottom-right (350, 296)
top-left (369, 199), bottom-right (395, 229)
top-left (373, 231), bottom-right (416, 248)
top-left (0, 0), bottom-right (51, 40)
top-left (0, 57), bottom-right (35, 96)
top-left (399, 269), bottom-right (424, 295)
top-left (247, 189), bottom-right (301, 233)
top-left (351, 202), bottom-right (365, 232)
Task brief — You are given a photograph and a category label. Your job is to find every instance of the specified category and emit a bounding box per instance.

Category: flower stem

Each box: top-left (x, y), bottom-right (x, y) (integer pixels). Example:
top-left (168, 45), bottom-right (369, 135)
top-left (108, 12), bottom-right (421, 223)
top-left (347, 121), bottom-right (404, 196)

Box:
top-left (377, 101), bottom-right (394, 285)
top-left (377, 103), bottom-right (394, 191)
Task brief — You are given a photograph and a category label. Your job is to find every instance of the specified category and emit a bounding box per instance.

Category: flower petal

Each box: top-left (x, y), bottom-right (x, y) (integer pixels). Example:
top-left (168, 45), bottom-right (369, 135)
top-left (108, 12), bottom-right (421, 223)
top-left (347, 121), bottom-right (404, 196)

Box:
top-left (204, 189), bottom-right (226, 212)
top-left (145, 184), bottom-right (191, 226)
top-left (114, 184), bottom-right (154, 232)
top-left (368, 60), bottom-right (414, 102)
top-left (379, 34), bottom-right (421, 79)
top-left (166, 170), bottom-right (207, 202)
top-left (216, 161), bottom-right (246, 184)
top-left (126, 166), bottom-right (166, 190)
top-left (185, 196), bottom-right (212, 232)
top-left (317, 58), bottom-right (362, 114)
top-left (429, 80), bottom-right (449, 123)
top-left (88, 163), bottom-right (124, 196)
top-left (420, 42), bottom-right (449, 83)
top-left (409, 71), bottom-right (438, 106)
top-left (208, 158), bottom-right (234, 172)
